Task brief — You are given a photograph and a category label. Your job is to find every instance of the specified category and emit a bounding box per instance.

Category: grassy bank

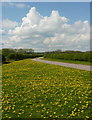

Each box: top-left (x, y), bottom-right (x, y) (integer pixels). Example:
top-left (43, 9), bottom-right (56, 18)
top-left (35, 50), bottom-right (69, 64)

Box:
top-left (2, 59), bottom-right (91, 118)
top-left (41, 58), bottom-right (91, 65)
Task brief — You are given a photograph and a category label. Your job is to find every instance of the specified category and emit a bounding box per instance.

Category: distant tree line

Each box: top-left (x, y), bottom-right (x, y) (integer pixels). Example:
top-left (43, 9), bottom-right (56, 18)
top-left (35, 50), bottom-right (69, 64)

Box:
top-left (45, 49), bottom-right (91, 54)
top-left (1, 48), bottom-right (43, 63)
top-left (0, 48), bottom-right (92, 63)
top-left (44, 50), bottom-right (92, 62)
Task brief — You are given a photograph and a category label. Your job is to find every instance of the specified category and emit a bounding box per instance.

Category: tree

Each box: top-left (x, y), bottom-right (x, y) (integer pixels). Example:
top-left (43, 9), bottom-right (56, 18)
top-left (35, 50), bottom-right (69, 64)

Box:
top-left (53, 49), bottom-right (62, 53)
top-left (2, 48), bottom-right (15, 56)
top-left (25, 49), bottom-right (34, 54)
top-left (7, 53), bottom-right (24, 61)
top-left (17, 48), bottom-right (26, 54)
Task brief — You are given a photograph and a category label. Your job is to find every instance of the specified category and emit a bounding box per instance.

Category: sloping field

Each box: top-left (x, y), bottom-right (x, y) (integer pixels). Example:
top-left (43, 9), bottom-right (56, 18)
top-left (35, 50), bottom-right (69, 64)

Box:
top-left (2, 59), bottom-right (91, 118)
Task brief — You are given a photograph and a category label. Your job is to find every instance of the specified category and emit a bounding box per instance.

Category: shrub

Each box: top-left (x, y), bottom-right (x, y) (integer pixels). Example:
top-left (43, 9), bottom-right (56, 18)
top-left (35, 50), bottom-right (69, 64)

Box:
top-left (7, 53), bottom-right (24, 61)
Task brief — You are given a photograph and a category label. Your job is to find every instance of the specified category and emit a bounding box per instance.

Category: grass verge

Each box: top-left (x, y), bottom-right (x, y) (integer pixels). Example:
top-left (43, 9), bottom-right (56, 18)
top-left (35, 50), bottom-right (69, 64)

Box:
top-left (2, 59), bottom-right (91, 118)
top-left (41, 58), bottom-right (91, 65)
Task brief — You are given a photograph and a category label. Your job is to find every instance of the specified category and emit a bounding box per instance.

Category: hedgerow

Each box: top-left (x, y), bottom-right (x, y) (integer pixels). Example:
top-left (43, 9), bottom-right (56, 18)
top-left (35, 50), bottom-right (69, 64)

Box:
top-left (6, 53), bottom-right (43, 61)
top-left (44, 52), bottom-right (92, 62)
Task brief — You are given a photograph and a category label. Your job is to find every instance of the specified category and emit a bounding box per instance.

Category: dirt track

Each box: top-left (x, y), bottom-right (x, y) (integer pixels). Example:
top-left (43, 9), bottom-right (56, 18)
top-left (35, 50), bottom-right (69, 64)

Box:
top-left (32, 58), bottom-right (92, 71)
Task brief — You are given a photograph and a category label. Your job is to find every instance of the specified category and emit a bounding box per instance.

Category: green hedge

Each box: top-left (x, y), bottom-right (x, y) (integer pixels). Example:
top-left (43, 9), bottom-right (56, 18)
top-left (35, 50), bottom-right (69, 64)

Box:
top-left (44, 52), bottom-right (92, 62)
top-left (7, 53), bottom-right (43, 61)
top-left (7, 53), bottom-right (24, 61)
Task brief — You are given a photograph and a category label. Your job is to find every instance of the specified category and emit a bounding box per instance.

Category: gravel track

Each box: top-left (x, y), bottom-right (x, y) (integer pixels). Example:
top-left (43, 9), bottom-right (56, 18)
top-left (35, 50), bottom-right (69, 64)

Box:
top-left (32, 58), bottom-right (92, 71)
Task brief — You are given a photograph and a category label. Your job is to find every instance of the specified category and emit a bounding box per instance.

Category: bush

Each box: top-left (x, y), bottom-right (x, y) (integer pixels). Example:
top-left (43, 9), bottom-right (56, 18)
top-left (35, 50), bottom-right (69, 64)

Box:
top-left (7, 53), bottom-right (24, 61)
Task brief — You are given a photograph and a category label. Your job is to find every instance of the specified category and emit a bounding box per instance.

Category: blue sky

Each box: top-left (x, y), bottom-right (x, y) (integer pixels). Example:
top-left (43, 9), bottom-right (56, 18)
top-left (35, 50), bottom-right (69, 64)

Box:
top-left (2, 2), bottom-right (90, 24)
top-left (1, 2), bottom-right (90, 52)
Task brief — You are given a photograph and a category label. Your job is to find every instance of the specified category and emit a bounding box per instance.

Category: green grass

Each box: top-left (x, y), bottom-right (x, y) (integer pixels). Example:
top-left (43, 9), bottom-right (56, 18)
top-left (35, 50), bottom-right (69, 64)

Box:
top-left (2, 59), bottom-right (91, 118)
top-left (42, 58), bottom-right (91, 65)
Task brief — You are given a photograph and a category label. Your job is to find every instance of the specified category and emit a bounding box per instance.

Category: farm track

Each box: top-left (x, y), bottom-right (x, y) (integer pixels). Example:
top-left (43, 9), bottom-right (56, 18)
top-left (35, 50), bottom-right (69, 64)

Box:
top-left (32, 58), bottom-right (92, 71)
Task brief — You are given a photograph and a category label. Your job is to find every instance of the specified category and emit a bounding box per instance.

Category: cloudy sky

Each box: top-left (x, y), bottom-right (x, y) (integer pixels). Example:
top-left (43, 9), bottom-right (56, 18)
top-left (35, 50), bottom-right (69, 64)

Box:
top-left (1, 2), bottom-right (90, 52)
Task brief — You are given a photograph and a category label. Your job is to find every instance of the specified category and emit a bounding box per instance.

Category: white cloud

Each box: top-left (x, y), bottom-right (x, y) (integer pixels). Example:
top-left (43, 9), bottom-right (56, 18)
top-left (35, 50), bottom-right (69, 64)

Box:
top-left (3, 2), bottom-right (30, 9)
top-left (0, 29), bottom-right (4, 35)
top-left (15, 3), bottom-right (29, 8)
top-left (2, 19), bottom-right (18, 29)
top-left (4, 7), bottom-right (90, 52)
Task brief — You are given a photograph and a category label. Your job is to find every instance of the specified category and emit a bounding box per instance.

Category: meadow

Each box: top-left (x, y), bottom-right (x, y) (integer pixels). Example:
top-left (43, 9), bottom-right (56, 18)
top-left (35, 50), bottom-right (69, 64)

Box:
top-left (2, 59), bottom-right (91, 118)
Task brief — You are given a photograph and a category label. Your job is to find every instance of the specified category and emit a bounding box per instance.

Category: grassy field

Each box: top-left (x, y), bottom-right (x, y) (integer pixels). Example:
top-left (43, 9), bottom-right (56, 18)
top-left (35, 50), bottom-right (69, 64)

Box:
top-left (2, 59), bottom-right (91, 118)
top-left (42, 58), bottom-right (91, 65)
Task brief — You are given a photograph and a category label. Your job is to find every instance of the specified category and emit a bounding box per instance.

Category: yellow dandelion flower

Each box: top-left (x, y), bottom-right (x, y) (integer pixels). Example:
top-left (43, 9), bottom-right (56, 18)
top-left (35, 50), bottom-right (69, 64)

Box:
top-left (86, 116), bottom-right (89, 118)
top-left (18, 112), bottom-right (22, 115)
top-left (81, 110), bottom-right (84, 113)
top-left (41, 104), bottom-right (44, 107)
top-left (54, 112), bottom-right (56, 114)
top-left (50, 115), bottom-right (52, 117)
top-left (12, 107), bottom-right (14, 109)
top-left (76, 104), bottom-right (78, 106)
top-left (46, 111), bottom-right (49, 113)
top-left (41, 115), bottom-right (43, 117)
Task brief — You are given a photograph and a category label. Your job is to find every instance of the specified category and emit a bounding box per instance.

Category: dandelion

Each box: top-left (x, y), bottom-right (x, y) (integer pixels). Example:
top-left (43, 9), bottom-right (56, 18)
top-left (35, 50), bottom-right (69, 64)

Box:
top-left (64, 98), bottom-right (67, 100)
top-left (29, 114), bottom-right (32, 117)
top-left (2, 59), bottom-right (91, 118)
top-left (50, 115), bottom-right (52, 117)
top-left (54, 112), bottom-right (56, 114)
top-left (18, 112), bottom-right (22, 115)
top-left (76, 104), bottom-right (78, 106)
top-left (12, 107), bottom-right (14, 109)
top-left (81, 110), bottom-right (84, 113)
top-left (41, 104), bottom-right (44, 107)
top-left (43, 117), bottom-right (46, 118)
top-left (86, 116), bottom-right (89, 118)
top-left (13, 111), bottom-right (15, 113)
top-left (46, 111), bottom-right (49, 113)
top-left (41, 115), bottom-right (43, 117)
